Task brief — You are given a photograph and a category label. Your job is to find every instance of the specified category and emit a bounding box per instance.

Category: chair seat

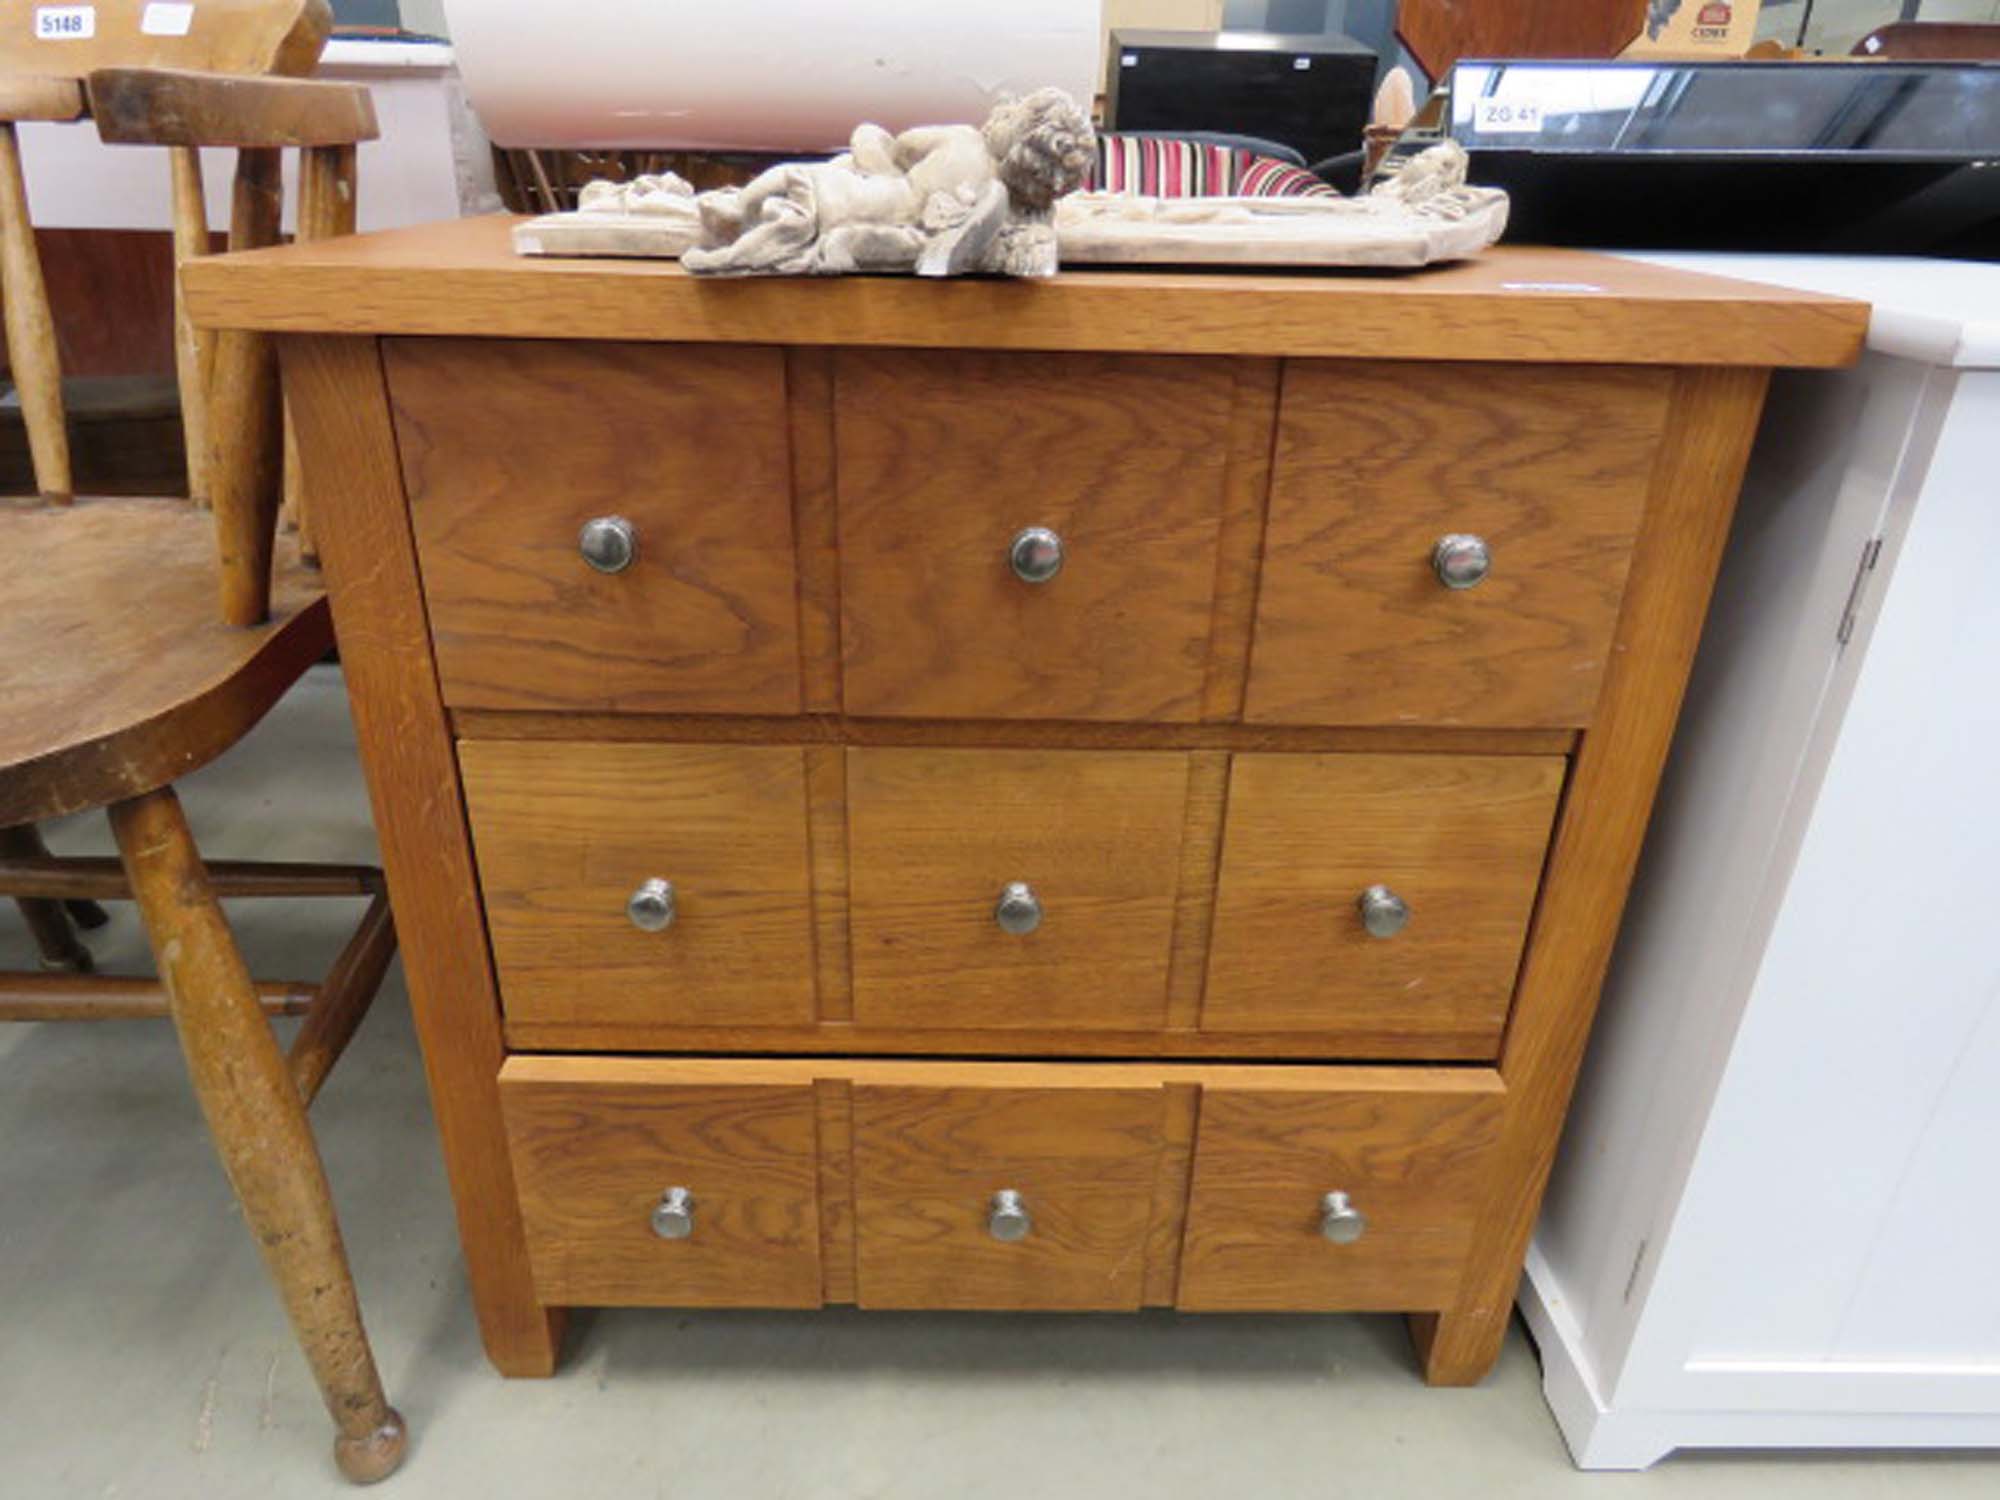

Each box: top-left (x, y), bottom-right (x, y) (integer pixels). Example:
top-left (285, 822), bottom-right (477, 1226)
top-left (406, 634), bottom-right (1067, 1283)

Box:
top-left (0, 495), bottom-right (330, 825)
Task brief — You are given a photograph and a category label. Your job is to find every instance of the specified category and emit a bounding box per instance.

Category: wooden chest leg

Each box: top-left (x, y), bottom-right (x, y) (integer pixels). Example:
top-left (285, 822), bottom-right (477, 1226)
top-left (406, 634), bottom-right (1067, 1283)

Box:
top-left (282, 333), bottom-right (565, 1380)
top-left (110, 788), bottom-right (408, 1483)
top-left (1408, 1307), bottom-right (1507, 1387)
top-left (1411, 368), bottom-right (1772, 1391)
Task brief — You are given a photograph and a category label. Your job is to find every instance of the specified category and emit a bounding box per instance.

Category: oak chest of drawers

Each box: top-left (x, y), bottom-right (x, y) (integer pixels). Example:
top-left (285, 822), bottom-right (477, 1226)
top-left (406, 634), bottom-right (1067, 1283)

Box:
top-left (190, 219), bottom-right (1863, 1385)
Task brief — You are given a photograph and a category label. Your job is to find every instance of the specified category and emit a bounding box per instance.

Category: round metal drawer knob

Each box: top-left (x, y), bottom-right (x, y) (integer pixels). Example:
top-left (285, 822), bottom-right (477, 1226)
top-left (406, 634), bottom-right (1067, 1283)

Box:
top-left (1320, 1190), bottom-right (1367, 1245)
top-left (627, 877), bottom-right (677, 932)
top-left (579, 515), bottom-right (638, 574)
top-left (995, 881), bottom-right (1043, 936)
top-left (988, 1188), bottom-right (1033, 1242)
top-left (1357, 884), bottom-right (1409, 939)
top-left (1009, 526), bottom-right (1065, 584)
top-left (1431, 533), bottom-right (1491, 590)
top-left (652, 1186), bottom-right (695, 1240)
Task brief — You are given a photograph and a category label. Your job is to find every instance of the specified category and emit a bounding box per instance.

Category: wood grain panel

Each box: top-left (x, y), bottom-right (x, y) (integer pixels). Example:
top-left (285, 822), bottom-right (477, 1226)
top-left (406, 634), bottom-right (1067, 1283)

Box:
top-left (502, 1055), bottom-right (1499, 1095)
top-left (1397, 0), bottom-right (1646, 79)
top-left (500, 1075), bottom-right (822, 1307)
top-left (1200, 359), bottom-right (1282, 722)
top-left (1164, 751), bottom-right (1229, 1031)
top-left (1177, 1077), bottom-right (1504, 1311)
top-left (88, 68), bottom-right (378, 148)
top-left (495, 1057), bottom-right (1502, 1313)
top-left (1141, 1082), bottom-right (1201, 1307)
top-left (804, 743), bottom-right (853, 1022)
top-left (0, 76), bottom-right (83, 121)
top-left (281, 335), bottom-right (561, 1377)
top-left (459, 740), bottom-right (816, 1028)
top-left (504, 1018), bottom-right (1504, 1062)
top-left (847, 749), bottom-right (1188, 1031)
top-left (26, 229), bottom-right (204, 380)
top-left (1246, 362), bottom-right (1671, 728)
top-left (187, 218), bottom-right (1868, 370)
top-left (0, 499), bottom-right (326, 827)
top-left (453, 710), bottom-right (1575, 757)
top-left (1412, 366), bottom-right (1771, 1386)
top-left (388, 339), bottom-right (802, 714)
top-left (836, 349), bottom-right (1237, 722)
top-left (785, 346), bottom-right (842, 712)
top-left (0, 0), bottom-right (329, 79)
top-left (852, 1082), bottom-right (1168, 1310)
top-left (814, 1079), bottom-right (857, 1303)
top-left (1203, 754), bottom-right (1564, 1048)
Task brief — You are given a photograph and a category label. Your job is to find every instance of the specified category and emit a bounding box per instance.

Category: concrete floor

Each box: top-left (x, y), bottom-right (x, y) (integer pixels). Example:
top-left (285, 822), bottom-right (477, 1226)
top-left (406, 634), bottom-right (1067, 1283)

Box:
top-left (4, 666), bottom-right (1997, 1496)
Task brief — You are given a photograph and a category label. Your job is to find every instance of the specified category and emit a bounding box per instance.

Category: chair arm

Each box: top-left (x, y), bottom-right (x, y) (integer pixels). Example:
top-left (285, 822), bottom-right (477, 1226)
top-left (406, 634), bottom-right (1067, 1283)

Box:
top-left (87, 67), bottom-right (377, 148)
top-left (0, 76), bottom-right (85, 123)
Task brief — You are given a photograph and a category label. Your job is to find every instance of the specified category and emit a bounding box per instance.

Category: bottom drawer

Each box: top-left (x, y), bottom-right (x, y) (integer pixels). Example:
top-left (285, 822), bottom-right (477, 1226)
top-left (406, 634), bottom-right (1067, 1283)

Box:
top-left (500, 1058), bottom-right (1503, 1314)
top-left (499, 1068), bottom-right (824, 1307)
top-left (1175, 1082), bottom-right (1503, 1311)
top-left (850, 1076), bottom-right (1170, 1311)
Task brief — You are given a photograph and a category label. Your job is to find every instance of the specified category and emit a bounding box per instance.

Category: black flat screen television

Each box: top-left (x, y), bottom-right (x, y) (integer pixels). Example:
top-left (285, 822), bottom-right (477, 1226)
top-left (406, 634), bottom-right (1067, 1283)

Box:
top-left (1437, 60), bottom-right (2000, 257)
top-left (1107, 29), bottom-right (1377, 167)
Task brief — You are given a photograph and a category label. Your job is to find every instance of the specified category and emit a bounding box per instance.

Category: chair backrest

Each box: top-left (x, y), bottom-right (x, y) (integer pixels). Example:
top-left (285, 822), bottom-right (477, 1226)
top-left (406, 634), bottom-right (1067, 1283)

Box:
top-left (1, 0), bottom-right (329, 82)
top-left (0, 0), bottom-right (365, 627)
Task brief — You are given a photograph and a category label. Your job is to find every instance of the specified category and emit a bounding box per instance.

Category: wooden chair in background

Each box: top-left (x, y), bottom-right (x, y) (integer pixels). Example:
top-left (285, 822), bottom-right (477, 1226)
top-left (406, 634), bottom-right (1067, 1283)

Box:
top-left (0, 2), bottom-right (406, 1483)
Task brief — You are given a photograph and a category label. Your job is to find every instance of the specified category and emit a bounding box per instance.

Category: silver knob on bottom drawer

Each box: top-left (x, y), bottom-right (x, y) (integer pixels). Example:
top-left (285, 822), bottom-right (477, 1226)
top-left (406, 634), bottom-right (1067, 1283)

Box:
top-left (579, 515), bottom-right (638, 574)
top-left (988, 1189), bottom-right (1033, 1242)
top-left (1320, 1191), bottom-right (1367, 1244)
top-left (1431, 533), bottom-right (1491, 590)
top-left (652, 1186), bottom-right (695, 1240)
top-left (1357, 884), bottom-right (1410, 939)
top-left (1008, 526), bottom-right (1065, 584)
top-left (994, 881), bottom-right (1043, 935)
top-left (628, 877), bottom-right (677, 932)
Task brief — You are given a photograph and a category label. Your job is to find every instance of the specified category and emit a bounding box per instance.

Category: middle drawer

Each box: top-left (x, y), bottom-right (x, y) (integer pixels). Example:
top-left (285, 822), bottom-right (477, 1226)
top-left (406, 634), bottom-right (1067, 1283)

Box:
top-left (461, 739), bottom-right (1562, 1053)
top-left (846, 747), bottom-right (1188, 1031)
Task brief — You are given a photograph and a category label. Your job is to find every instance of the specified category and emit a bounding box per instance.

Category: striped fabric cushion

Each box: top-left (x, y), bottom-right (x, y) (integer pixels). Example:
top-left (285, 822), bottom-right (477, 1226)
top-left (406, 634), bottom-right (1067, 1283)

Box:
top-left (1087, 133), bottom-right (1337, 198)
top-left (1235, 155), bottom-right (1339, 199)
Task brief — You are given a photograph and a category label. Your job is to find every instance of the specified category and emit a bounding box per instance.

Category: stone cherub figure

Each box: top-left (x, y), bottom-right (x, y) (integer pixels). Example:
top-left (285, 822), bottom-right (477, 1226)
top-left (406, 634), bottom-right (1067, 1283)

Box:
top-left (679, 87), bottom-right (1095, 277)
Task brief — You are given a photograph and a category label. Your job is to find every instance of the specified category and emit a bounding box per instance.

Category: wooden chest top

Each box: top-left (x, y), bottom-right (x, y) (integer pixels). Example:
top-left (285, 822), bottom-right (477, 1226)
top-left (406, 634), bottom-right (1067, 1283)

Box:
top-left (185, 213), bottom-right (1865, 367)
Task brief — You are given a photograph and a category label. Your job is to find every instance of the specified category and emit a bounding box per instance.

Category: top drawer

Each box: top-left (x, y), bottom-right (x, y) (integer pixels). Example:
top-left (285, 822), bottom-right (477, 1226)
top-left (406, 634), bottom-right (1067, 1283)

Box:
top-left (390, 341), bottom-right (1672, 730)
top-left (390, 339), bottom-right (803, 714)
top-left (835, 350), bottom-right (1241, 722)
top-left (1245, 362), bottom-right (1671, 729)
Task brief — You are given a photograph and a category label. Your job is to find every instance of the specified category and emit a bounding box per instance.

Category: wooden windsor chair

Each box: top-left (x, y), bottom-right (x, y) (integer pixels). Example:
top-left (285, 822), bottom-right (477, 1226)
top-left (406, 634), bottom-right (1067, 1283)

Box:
top-left (0, 0), bottom-right (406, 1483)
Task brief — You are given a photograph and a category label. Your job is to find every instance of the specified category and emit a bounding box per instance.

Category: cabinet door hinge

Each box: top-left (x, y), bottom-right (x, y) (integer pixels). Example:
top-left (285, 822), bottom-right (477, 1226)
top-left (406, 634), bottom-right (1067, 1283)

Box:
top-left (1836, 536), bottom-right (1884, 646)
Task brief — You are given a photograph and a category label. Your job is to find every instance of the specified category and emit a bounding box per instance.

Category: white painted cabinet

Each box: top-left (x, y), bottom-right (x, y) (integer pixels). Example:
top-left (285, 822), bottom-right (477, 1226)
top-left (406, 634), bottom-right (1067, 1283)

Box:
top-left (1522, 255), bottom-right (2000, 1469)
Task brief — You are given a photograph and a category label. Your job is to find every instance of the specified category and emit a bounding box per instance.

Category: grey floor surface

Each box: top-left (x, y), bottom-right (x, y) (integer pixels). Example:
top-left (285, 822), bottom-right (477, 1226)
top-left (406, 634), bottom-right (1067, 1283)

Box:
top-left (3, 666), bottom-right (1996, 1496)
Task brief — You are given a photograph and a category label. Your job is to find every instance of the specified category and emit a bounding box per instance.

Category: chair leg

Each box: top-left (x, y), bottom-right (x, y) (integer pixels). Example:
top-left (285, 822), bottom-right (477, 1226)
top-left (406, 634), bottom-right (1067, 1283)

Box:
top-left (10, 895), bottom-right (92, 971)
top-left (109, 788), bottom-right (407, 1484)
top-left (288, 892), bottom-right (398, 1108)
top-left (1, 825), bottom-right (92, 972)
